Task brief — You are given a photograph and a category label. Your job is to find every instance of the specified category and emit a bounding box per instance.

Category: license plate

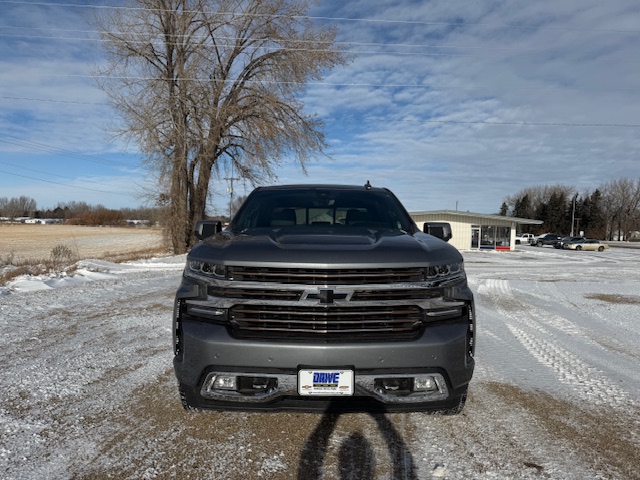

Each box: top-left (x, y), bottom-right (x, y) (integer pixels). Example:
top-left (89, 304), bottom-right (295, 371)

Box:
top-left (298, 369), bottom-right (354, 396)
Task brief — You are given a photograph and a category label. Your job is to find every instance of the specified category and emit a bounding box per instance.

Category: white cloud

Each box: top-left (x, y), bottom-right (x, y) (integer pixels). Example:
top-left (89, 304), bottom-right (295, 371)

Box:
top-left (1, 0), bottom-right (640, 214)
top-left (290, 0), bottom-right (640, 211)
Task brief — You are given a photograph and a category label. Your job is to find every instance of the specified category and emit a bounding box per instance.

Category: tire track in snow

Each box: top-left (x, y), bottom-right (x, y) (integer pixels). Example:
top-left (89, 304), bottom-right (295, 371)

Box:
top-left (506, 323), bottom-right (630, 407)
top-left (478, 278), bottom-right (633, 409)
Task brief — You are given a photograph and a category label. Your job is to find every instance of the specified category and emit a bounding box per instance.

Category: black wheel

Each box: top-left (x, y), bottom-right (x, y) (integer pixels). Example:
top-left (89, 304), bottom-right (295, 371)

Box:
top-left (598, 246), bottom-right (604, 252)
top-left (425, 394), bottom-right (467, 415)
top-left (179, 385), bottom-right (202, 412)
top-left (576, 245), bottom-right (582, 251)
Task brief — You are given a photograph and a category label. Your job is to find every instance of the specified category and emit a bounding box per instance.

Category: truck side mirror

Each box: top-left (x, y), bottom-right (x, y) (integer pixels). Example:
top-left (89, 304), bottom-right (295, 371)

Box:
top-left (194, 220), bottom-right (222, 240)
top-left (424, 222), bottom-right (452, 242)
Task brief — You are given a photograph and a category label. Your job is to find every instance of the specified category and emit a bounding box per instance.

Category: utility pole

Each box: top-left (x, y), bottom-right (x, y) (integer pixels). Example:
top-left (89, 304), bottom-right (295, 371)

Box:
top-left (570, 195), bottom-right (577, 237)
top-left (224, 176), bottom-right (240, 220)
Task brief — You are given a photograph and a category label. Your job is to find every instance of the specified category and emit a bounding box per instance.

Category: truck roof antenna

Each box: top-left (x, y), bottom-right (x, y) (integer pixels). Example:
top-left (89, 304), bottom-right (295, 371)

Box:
top-left (364, 180), bottom-right (372, 190)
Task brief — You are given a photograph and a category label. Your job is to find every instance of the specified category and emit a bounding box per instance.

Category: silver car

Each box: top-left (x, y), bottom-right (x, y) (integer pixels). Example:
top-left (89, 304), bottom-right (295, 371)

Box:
top-left (566, 239), bottom-right (609, 251)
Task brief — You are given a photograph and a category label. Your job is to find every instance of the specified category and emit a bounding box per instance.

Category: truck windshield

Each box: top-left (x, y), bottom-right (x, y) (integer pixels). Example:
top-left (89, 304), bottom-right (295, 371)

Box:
top-left (231, 187), bottom-right (415, 232)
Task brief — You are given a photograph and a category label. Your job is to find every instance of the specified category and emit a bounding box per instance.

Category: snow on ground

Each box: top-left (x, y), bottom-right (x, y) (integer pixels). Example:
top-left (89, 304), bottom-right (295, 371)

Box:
top-left (0, 247), bottom-right (639, 479)
top-left (1, 257), bottom-right (185, 295)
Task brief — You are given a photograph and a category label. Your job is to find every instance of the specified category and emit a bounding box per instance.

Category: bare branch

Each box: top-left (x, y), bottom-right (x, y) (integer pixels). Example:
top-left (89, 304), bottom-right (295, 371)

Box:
top-left (91, 0), bottom-right (347, 252)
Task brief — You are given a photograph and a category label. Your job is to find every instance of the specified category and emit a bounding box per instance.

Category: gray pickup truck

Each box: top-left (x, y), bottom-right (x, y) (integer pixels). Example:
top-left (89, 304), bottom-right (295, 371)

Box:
top-left (173, 183), bottom-right (475, 413)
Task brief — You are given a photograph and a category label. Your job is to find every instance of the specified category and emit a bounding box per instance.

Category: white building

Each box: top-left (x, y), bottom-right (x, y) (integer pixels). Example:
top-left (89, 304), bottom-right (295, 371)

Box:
top-left (23, 218), bottom-right (61, 224)
top-left (410, 210), bottom-right (543, 252)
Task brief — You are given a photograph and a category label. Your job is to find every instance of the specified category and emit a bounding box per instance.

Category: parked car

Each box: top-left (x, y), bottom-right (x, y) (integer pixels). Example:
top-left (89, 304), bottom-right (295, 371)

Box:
top-left (553, 236), bottom-right (585, 249)
top-left (532, 233), bottom-right (563, 247)
top-left (515, 233), bottom-right (534, 245)
top-left (565, 239), bottom-right (609, 251)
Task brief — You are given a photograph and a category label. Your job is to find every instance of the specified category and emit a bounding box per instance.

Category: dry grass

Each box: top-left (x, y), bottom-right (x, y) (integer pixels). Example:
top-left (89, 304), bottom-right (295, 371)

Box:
top-left (486, 382), bottom-right (640, 479)
top-left (0, 224), bottom-right (168, 285)
top-left (585, 293), bottom-right (640, 304)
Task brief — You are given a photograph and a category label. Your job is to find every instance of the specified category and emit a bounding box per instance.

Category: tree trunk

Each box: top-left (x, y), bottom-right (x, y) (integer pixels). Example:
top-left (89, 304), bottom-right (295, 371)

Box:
top-left (187, 150), bottom-right (217, 249)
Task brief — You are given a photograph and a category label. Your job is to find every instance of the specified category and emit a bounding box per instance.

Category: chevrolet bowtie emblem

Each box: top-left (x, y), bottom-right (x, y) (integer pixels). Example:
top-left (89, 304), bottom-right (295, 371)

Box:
top-left (318, 288), bottom-right (334, 304)
top-left (304, 288), bottom-right (350, 304)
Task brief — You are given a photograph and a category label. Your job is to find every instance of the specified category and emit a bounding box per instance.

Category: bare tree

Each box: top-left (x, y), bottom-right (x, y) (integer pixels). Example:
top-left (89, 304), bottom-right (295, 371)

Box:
top-left (502, 179), bottom-right (640, 240)
top-left (1, 196), bottom-right (37, 219)
top-left (601, 178), bottom-right (640, 240)
top-left (92, 0), bottom-right (347, 252)
top-left (229, 193), bottom-right (247, 219)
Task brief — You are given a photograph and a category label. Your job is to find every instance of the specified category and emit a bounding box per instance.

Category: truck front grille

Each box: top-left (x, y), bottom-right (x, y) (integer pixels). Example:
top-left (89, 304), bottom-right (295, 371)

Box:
top-left (229, 305), bottom-right (422, 338)
top-left (208, 285), bottom-right (442, 302)
top-left (229, 266), bottom-right (424, 285)
top-left (208, 286), bottom-right (302, 301)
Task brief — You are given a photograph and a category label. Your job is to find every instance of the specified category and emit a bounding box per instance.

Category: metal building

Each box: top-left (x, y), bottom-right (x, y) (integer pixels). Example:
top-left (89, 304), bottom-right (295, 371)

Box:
top-left (410, 210), bottom-right (543, 251)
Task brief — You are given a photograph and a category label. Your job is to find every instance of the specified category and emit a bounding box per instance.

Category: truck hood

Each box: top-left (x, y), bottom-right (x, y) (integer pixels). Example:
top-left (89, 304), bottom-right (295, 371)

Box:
top-left (188, 227), bottom-right (462, 267)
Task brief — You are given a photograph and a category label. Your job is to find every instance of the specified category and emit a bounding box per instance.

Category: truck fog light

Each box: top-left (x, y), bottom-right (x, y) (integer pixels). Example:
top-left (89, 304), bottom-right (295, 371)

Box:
top-left (376, 377), bottom-right (412, 394)
top-left (249, 377), bottom-right (269, 389)
top-left (383, 379), bottom-right (401, 391)
top-left (237, 376), bottom-right (277, 394)
top-left (414, 376), bottom-right (438, 392)
top-left (212, 375), bottom-right (237, 391)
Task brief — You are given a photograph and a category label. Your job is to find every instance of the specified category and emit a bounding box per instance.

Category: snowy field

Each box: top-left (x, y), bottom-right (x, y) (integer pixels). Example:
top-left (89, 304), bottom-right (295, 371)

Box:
top-left (0, 246), bottom-right (639, 479)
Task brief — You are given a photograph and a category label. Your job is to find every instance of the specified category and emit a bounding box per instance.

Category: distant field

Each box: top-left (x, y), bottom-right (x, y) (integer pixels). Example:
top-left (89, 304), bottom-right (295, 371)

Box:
top-left (0, 224), bottom-right (166, 263)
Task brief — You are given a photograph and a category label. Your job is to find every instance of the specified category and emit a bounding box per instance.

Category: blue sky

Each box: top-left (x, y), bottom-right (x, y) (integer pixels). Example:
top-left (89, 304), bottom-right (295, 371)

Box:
top-left (1, 0), bottom-right (639, 215)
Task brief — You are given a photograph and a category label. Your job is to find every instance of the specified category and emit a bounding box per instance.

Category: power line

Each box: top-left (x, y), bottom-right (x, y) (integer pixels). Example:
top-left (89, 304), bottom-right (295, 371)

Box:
top-left (0, 133), bottom-right (135, 168)
top-left (3, 93), bottom-right (640, 129)
top-left (0, 0), bottom-right (638, 34)
top-left (0, 159), bottom-right (124, 189)
top-left (421, 119), bottom-right (640, 128)
top-left (0, 32), bottom-right (509, 58)
top-left (0, 168), bottom-right (132, 196)
top-left (0, 30), bottom-right (575, 63)
top-left (0, 4), bottom-right (636, 89)
top-left (0, 25), bottom-right (567, 52)
top-left (1, 2), bottom-right (639, 131)
top-left (0, 30), bottom-right (536, 56)
top-left (19, 74), bottom-right (639, 129)
top-left (0, 25), bottom-right (636, 60)
top-left (0, 95), bottom-right (108, 106)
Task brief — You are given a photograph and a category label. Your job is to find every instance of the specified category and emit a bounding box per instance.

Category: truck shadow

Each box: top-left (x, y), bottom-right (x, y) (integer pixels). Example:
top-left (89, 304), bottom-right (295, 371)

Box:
top-left (297, 408), bottom-right (419, 479)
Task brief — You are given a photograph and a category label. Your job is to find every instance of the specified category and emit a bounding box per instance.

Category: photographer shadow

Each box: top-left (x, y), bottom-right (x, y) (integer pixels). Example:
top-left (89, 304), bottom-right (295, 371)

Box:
top-left (297, 405), bottom-right (419, 480)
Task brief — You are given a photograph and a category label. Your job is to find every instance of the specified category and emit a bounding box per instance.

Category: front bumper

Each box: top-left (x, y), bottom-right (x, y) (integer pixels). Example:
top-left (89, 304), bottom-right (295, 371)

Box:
top-left (173, 318), bottom-right (474, 411)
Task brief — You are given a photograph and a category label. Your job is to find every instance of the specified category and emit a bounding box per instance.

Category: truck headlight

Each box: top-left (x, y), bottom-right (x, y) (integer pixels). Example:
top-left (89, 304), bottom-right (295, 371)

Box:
top-left (424, 262), bottom-right (464, 280)
top-left (187, 260), bottom-right (227, 279)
